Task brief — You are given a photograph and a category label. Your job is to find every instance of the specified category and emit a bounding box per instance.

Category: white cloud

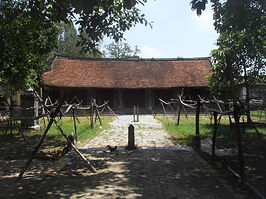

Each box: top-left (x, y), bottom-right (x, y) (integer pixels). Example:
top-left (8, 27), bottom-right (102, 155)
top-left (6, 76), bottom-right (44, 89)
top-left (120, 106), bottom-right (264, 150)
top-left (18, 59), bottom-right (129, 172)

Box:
top-left (139, 46), bottom-right (165, 58)
top-left (190, 9), bottom-right (215, 31)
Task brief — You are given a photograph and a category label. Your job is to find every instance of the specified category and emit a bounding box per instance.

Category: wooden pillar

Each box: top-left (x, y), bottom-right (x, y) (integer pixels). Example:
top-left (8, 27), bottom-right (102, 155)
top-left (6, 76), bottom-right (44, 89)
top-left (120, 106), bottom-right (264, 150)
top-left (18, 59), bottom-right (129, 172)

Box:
top-left (146, 89), bottom-right (153, 112)
top-left (136, 106), bottom-right (139, 122)
top-left (116, 89), bottom-right (124, 110)
top-left (87, 88), bottom-right (95, 104)
top-left (113, 89), bottom-right (118, 108)
top-left (211, 111), bottom-right (218, 159)
top-left (192, 98), bottom-right (201, 149)
top-left (133, 106), bottom-right (136, 122)
top-left (177, 99), bottom-right (182, 125)
top-left (234, 104), bottom-right (245, 183)
top-left (195, 99), bottom-right (200, 135)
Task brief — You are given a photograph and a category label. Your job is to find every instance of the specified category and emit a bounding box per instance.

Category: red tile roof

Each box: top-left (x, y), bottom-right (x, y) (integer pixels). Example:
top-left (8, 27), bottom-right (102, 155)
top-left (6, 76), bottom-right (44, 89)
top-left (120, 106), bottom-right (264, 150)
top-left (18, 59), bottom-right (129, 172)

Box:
top-left (42, 56), bottom-right (211, 88)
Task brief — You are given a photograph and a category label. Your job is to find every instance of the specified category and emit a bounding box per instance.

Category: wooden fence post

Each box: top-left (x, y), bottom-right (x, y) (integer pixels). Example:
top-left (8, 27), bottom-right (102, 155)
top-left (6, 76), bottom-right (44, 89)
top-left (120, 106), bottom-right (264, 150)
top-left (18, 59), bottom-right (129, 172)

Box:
top-left (192, 98), bottom-right (201, 149)
top-left (195, 99), bottom-right (200, 135)
top-left (212, 111), bottom-right (218, 159)
top-left (18, 116), bottom-right (55, 178)
top-left (177, 99), bottom-right (182, 125)
top-left (233, 104), bottom-right (245, 184)
top-left (72, 107), bottom-right (77, 143)
top-left (90, 99), bottom-right (94, 128)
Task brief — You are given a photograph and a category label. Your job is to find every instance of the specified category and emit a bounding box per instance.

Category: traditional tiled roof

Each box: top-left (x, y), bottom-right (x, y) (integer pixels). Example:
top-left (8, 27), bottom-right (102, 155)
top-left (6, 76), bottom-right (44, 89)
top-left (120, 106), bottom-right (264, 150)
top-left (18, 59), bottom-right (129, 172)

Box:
top-left (42, 56), bottom-right (211, 88)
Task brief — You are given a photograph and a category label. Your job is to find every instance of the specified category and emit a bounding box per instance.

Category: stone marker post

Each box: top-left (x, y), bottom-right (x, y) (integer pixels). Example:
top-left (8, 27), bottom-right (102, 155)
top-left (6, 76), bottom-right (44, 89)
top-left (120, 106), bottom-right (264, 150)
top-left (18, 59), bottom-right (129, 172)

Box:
top-left (126, 124), bottom-right (136, 150)
top-left (21, 88), bottom-right (39, 129)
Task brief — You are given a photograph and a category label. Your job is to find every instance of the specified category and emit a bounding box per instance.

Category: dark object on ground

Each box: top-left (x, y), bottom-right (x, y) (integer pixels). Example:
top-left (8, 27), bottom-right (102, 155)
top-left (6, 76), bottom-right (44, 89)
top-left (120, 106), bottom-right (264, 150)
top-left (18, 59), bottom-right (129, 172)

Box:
top-left (62, 133), bottom-right (75, 156)
top-left (68, 133), bottom-right (75, 144)
top-left (107, 145), bottom-right (118, 152)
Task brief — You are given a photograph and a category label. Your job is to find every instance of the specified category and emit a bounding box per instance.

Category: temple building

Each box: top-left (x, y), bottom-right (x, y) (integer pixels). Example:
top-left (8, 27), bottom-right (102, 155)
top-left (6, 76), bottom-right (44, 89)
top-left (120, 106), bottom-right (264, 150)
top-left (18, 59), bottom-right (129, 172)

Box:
top-left (43, 55), bottom-right (211, 113)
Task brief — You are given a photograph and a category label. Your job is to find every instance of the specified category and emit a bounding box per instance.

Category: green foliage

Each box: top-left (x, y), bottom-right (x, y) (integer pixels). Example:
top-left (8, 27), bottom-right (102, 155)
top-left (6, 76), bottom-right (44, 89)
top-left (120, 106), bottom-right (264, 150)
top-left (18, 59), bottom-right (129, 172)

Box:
top-left (192, 0), bottom-right (266, 98)
top-left (16, 0), bottom-right (149, 52)
top-left (190, 0), bottom-right (208, 15)
top-left (56, 22), bottom-right (83, 57)
top-left (104, 41), bottom-right (140, 58)
top-left (46, 22), bottom-right (103, 66)
top-left (0, 0), bottom-right (149, 91)
top-left (0, 0), bottom-right (58, 90)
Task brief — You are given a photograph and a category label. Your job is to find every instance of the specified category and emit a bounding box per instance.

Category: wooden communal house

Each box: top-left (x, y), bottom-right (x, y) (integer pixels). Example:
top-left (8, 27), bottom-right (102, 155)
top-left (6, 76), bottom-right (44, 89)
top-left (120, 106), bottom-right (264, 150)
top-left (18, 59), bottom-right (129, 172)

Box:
top-left (43, 56), bottom-right (212, 113)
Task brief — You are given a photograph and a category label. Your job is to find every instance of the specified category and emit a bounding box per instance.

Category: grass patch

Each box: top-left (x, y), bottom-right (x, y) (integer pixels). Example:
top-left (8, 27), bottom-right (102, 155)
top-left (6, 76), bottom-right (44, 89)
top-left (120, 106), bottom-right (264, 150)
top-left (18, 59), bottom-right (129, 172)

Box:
top-left (1, 116), bottom-right (113, 144)
top-left (158, 115), bottom-right (265, 146)
top-left (250, 109), bottom-right (266, 122)
top-left (39, 116), bottom-right (113, 142)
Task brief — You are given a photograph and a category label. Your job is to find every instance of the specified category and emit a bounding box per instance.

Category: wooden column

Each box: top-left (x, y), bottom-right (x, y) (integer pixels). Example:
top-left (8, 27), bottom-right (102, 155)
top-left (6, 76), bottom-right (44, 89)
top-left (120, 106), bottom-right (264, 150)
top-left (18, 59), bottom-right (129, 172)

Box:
top-left (177, 100), bottom-right (182, 125)
top-left (192, 98), bottom-right (201, 149)
top-left (117, 89), bottom-right (124, 110)
top-left (146, 89), bottom-right (153, 112)
top-left (113, 89), bottom-right (118, 108)
top-left (211, 111), bottom-right (218, 159)
top-left (195, 99), bottom-right (200, 135)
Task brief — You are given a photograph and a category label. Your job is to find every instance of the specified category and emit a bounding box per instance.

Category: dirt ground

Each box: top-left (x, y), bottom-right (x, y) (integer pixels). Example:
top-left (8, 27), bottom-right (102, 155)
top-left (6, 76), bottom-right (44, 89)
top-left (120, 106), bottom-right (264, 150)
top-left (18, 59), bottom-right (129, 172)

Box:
top-left (0, 133), bottom-right (252, 199)
top-left (199, 133), bottom-right (266, 198)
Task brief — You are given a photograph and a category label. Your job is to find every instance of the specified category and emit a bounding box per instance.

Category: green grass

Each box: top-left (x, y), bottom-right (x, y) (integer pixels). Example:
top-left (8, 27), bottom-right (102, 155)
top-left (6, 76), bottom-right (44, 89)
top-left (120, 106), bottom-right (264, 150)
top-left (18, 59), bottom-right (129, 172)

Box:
top-left (1, 116), bottom-right (113, 144)
top-left (158, 115), bottom-right (265, 146)
top-left (250, 109), bottom-right (266, 121)
top-left (38, 116), bottom-right (113, 142)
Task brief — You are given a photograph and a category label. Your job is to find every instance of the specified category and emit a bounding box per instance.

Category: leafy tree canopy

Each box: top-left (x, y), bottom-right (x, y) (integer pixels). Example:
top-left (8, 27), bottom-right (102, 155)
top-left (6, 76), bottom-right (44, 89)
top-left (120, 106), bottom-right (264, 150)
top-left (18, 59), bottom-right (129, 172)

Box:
top-left (104, 41), bottom-right (140, 58)
top-left (0, 1), bottom-right (57, 91)
top-left (191, 0), bottom-right (266, 98)
top-left (49, 22), bottom-right (102, 61)
top-left (0, 0), bottom-right (149, 91)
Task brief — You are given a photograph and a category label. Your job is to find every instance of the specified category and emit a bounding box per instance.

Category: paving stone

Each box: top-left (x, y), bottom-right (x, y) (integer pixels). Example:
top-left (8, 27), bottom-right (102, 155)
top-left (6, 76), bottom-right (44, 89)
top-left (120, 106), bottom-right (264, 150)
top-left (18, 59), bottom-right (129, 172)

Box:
top-left (81, 115), bottom-right (190, 151)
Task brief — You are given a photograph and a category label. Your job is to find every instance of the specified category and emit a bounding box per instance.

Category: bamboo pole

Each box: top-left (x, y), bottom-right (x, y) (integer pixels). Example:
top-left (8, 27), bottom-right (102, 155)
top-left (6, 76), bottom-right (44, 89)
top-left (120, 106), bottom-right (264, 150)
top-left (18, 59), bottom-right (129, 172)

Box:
top-left (18, 116), bottom-right (54, 178)
top-left (177, 100), bottom-right (182, 125)
top-left (90, 99), bottom-right (94, 128)
top-left (107, 105), bottom-right (118, 119)
top-left (226, 54), bottom-right (245, 183)
top-left (161, 101), bottom-right (167, 117)
top-left (18, 88), bottom-right (69, 179)
top-left (95, 106), bottom-right (102, 126)
top-left (233, 105), bottom-right (245, 183)
top-left (53, 119), bottom-right (96, 173)
top-left (72, 107), bottom-right (78, 144)
top-left (212, 111), bottom-right (218, 159)
top-left (195, 99), bottom-right (200, 136)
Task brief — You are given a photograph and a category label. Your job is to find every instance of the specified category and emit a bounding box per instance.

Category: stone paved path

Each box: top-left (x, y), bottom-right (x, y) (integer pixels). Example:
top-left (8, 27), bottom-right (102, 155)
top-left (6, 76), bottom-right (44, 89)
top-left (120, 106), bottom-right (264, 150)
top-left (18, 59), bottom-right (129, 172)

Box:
top-left (81, 115), bottom-right (182, 149)
top-left (0, 115), bottom-right (248, 199)
top-left (0, 150), bottom-right (244, 199)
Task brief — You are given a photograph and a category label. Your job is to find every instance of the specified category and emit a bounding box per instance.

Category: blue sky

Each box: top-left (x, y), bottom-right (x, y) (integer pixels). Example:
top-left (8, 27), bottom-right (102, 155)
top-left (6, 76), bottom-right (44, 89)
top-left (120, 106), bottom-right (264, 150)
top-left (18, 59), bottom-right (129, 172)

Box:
top-left (103, 0), bottom-right (218, 58)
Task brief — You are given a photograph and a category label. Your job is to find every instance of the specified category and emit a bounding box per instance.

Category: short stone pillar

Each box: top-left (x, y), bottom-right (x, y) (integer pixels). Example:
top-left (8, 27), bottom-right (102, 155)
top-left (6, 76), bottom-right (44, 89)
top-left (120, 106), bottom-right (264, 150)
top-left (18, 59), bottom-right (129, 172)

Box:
top-left (126, 124), bottom-right (137, 150)
top-left (20, 88), bottom-right (40, 129)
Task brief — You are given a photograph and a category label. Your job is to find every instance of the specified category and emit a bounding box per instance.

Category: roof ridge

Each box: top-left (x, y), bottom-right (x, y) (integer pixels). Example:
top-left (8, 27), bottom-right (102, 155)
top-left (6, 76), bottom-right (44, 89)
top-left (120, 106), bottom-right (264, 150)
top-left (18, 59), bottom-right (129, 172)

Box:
top-left (56, 55), bottom-right (210, 61)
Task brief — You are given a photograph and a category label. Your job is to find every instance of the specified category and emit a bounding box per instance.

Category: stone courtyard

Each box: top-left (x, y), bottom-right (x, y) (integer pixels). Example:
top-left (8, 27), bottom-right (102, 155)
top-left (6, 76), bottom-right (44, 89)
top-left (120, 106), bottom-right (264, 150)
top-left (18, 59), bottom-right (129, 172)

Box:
top-left (0, 115), bottom-right (248, 198)
top-left (81, 115), bottom-right (186, 149)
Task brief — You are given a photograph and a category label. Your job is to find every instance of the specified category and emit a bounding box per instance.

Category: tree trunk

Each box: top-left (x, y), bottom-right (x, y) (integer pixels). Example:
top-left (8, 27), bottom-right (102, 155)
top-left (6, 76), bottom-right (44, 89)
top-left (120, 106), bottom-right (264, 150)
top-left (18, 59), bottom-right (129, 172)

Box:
top-left (226, 54), bottom-right (245, 183)
top-left (243, 66), bottom-right (252, 124)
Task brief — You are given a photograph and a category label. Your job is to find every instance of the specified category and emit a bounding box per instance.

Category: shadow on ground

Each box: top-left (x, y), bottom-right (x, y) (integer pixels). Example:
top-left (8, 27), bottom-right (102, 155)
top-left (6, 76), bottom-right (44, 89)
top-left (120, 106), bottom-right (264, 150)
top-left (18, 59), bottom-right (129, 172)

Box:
top-left (0, 141), bottom-right (244, 199)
